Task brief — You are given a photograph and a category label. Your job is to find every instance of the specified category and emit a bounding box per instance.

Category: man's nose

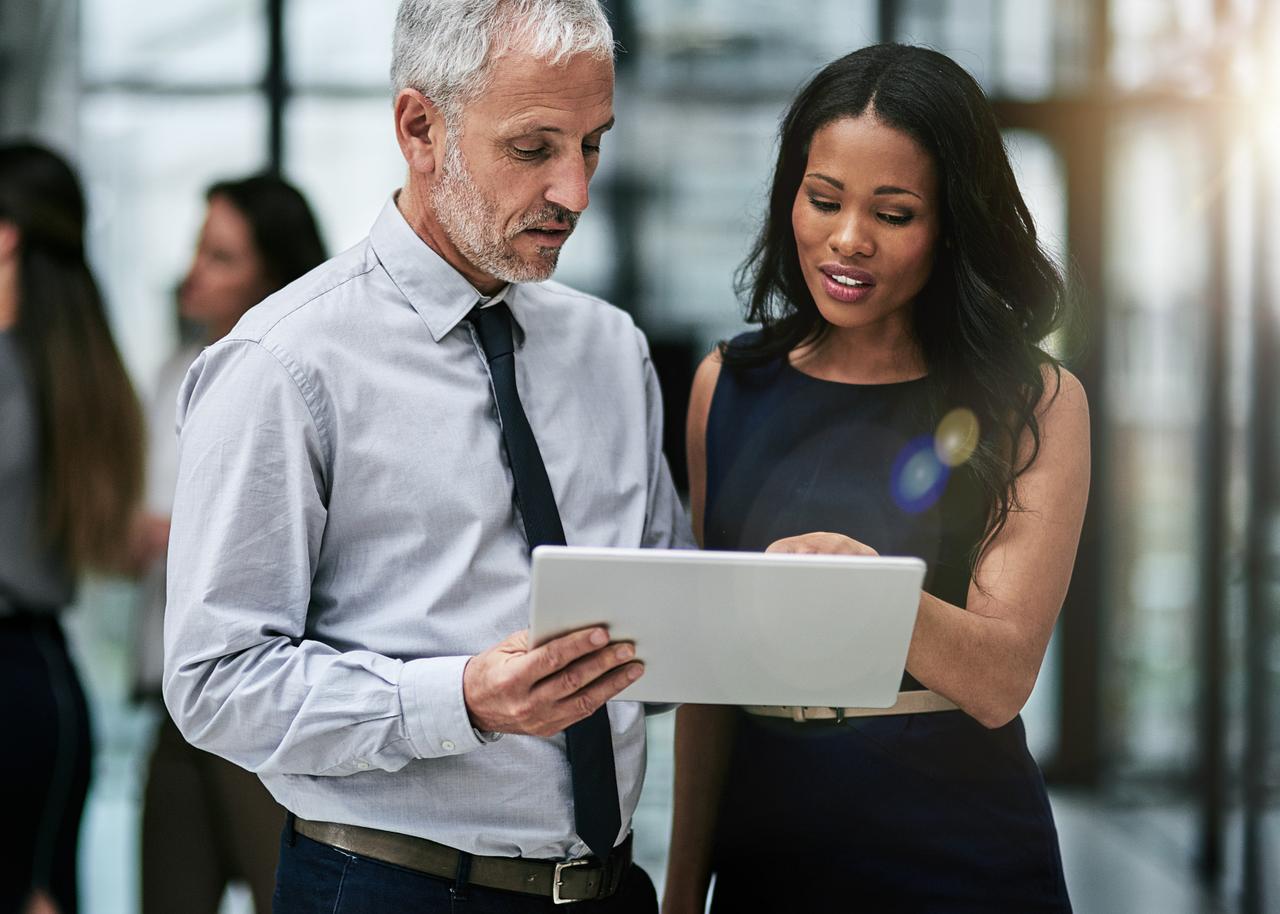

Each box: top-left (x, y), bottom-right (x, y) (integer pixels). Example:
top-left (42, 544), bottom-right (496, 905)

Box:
top-left (830, 213), bottom-right (875, 258)
top-left (544, 153), bottom-right (591, 214)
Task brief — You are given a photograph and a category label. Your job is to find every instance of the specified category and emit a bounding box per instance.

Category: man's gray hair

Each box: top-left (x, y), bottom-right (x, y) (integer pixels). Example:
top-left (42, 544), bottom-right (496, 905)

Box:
top-left (391, 0), bottom-right (615, 122)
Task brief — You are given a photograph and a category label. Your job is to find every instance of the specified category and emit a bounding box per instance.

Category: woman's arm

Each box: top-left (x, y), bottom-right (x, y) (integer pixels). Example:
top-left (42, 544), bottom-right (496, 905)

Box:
top-left (768, 366), bottom-right (1091, 729)
top-left (662, 353), bottom-right (736, 914)
top-left (907, 367), bottom-right (1091, 728)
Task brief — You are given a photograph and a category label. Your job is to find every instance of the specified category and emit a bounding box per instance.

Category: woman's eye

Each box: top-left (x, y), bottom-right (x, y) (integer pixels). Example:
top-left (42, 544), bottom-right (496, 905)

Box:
top-left (879, 212), bottom-right (914, 226)
top-left (807, 195), bottom-right (839, 213)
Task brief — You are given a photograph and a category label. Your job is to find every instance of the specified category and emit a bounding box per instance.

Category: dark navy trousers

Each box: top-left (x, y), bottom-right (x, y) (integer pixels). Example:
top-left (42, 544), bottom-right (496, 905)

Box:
top-left (272, 826), bottom-right (658, 914)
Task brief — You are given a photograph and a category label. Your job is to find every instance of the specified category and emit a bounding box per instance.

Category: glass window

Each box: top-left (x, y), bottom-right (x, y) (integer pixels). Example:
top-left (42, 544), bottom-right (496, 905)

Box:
top-left (82, 0), bottom-right (264, 87)
top-left (284, 96), bottom-right (405, 253)
top-left (287, 0), bottom-right (399, 90)
top-left (1103, 113), bottom-right (1212, 775)
top-left (80, 92), bottom-right (267, 386)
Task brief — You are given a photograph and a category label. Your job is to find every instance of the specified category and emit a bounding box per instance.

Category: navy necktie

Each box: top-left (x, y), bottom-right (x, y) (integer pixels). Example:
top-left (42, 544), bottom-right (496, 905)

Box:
top-left (469, 301), bottom-right (622, 861)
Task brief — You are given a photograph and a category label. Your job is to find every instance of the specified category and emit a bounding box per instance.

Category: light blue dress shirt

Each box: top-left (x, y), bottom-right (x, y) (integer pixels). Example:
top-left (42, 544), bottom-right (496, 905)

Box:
top-left (163, 196), bottom-right (690, 859)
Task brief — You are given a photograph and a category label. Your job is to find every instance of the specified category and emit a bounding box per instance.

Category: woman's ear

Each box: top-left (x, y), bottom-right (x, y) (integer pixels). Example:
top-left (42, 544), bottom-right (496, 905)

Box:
top-left (393, 88), bottom-right (448, 179)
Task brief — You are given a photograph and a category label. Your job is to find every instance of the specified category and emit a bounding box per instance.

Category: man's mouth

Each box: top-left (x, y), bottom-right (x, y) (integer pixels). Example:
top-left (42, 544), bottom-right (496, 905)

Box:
top-left (522, 224), bottom-right (572, 247)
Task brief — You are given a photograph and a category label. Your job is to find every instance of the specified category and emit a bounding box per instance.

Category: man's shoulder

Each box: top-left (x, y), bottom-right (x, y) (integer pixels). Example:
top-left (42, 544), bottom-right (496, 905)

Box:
top-left (225, 240), bottom-right (380, 347)
top-left (522, 279), bottom-right (643, 347)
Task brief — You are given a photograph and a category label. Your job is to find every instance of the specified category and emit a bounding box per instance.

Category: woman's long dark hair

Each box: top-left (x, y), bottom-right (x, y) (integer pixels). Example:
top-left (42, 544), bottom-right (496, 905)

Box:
top-left (206, 174), bottom-right (326, 290)
top-left (728, 44), bottom-right (1072, 565)
top-left (0, 142), bottom-right (144, 572)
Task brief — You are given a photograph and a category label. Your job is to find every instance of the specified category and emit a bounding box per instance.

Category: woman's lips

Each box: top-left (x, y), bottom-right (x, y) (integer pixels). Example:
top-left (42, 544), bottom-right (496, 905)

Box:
top-left (819, 267), bottom-right (876, 303)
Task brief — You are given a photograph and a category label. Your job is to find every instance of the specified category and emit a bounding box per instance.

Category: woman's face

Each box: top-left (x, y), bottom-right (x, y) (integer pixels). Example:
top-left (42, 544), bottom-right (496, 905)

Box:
top-left (791, 113), bottom-right (940, 335)
top-left (180, 194), bottom-right (271, 339)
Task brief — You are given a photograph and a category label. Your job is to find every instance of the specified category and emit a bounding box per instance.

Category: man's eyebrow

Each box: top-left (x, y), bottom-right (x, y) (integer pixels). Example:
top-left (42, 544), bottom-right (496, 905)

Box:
top-left (804, 173), bottom-right (923, 201)
top-left (510, 116), bottom-right (616, 136)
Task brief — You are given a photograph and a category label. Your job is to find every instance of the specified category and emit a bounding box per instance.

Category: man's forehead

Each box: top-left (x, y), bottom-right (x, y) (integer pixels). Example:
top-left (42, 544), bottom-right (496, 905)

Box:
top-left (469, 51), bottom-right (614, 134)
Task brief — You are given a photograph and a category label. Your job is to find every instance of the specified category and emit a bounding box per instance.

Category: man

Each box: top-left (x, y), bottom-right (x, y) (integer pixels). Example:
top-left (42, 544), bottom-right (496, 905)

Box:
top-left (163, 1), bottom-right (686, 910)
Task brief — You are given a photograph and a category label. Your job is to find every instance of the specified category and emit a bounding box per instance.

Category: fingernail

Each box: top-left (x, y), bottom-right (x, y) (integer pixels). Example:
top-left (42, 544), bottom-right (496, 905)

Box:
top-left (589, 629), bottom-right (608, 646)
top-left (616, 645), bottom-right (634, 661)
top-left (627, 664), bottom-right (643, 680)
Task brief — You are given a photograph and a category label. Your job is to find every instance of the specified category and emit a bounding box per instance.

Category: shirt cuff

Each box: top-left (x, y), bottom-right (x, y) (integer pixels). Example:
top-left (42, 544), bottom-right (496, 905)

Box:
top-left (399, 655), bottom-right (489, 759)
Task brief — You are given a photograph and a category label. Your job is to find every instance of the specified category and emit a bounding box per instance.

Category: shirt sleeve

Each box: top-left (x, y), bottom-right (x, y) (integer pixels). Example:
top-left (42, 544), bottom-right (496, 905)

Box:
top-left (635, 329), bottom-right (695, 551)
top-left (162, 339), bottom-right (486, 778)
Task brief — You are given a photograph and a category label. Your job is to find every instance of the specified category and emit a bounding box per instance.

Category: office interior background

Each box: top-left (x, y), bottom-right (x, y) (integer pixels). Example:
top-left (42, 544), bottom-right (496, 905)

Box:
top-left (2, 0), bottom-right (1278, 911)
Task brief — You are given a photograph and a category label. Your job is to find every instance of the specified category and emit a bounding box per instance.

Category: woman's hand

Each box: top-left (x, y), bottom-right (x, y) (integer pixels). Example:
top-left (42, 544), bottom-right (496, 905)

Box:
top-left (765, 531), bottom-right (879, 556)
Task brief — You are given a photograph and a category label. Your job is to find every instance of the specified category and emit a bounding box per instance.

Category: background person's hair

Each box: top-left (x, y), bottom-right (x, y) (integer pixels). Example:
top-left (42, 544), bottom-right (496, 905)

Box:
top-left (206, 174), bottom-right (327, 289)
top-left (728, 43), bottom-right (1076, 567)
top-left (391, 0), bottom-right (615, 124)
top-left (0, 142), bottom-right (144, 572)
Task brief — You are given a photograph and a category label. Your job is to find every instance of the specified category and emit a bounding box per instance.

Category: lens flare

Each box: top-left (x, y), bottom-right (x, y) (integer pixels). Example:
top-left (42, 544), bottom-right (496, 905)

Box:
top-left (934, 407), bottom-right (980, 467)
top-left (892, 435), bottom-right (950, 514)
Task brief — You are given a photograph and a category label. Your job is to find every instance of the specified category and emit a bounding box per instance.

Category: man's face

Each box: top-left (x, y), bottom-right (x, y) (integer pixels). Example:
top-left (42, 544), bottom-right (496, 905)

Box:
top-left (430, 50), bottom-right (614, 285)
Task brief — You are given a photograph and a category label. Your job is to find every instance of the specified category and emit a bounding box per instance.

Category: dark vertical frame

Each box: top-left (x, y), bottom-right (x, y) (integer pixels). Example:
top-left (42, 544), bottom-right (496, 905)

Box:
top-left (265, 0), bottom-right (287, 175)
top-left (1194, 3), bottom-right (1233, 880)
top-left (1194, 115), bottom-right (1228, 886)
top-left (1044, 98), bottom-right (1106, 786)
top-left (1240, 46), bottom-right (1275, 914)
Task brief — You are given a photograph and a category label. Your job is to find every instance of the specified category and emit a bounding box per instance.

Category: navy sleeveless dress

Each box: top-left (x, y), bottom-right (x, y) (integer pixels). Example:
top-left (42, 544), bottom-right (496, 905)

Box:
top-left (704, 338), bottom-right (1072, 913)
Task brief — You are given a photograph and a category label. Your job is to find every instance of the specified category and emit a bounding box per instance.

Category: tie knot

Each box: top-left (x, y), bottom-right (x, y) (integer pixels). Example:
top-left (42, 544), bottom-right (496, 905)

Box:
top-left (470, 301), bottom-right (515, 362)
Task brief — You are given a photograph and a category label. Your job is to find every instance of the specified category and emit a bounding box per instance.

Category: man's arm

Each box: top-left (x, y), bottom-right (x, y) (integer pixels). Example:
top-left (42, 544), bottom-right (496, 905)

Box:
top-left (163, 339), bottom-right (641, 777)
top-left (163, 339), bottom-right (484, 776)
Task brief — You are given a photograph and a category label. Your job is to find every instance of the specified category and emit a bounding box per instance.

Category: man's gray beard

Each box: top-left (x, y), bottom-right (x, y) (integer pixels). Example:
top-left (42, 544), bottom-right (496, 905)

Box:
top-left (430, 139), bottom-right (570, 284)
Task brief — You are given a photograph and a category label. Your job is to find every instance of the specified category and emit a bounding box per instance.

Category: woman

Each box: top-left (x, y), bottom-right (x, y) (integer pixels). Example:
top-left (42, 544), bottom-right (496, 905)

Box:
top-left (0, 143), bottom-right (145, 914)
top-left (663, 45), bottom-right (1089, 913)
top-left (133, 174), bottom-right (326, 914)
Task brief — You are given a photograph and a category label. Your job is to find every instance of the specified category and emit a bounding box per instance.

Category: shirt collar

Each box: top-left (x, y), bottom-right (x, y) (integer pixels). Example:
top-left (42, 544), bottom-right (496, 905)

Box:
top-left (369, 195), bottom-right (526, 344)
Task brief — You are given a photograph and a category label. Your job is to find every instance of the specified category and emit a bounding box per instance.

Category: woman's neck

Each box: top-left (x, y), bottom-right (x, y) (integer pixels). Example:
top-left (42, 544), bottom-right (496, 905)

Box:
top-left (791, 317), bottom-right (926, 384)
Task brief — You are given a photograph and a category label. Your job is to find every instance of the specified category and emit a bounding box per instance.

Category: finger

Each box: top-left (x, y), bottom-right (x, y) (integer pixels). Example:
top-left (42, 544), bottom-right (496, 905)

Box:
top-left (532, 641), bottom-right (636, 701)
top-left (553, 661), bottom-right (645, 727)
top-left (765, 538), bottom-right (801, 553)
top-left (517, 626), bottom-right (610, 681)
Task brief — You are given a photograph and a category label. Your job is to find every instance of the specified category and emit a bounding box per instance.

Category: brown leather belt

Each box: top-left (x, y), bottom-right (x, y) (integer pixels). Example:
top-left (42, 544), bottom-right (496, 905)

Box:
top-left (743, 689), bottom-right (958, 722)
top-left (294, 818), bottom-right (631, 904)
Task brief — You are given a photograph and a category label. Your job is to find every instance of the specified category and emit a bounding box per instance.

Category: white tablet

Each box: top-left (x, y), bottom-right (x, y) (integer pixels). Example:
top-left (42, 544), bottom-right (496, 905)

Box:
top-left (528, 546), bottom-right (926, 707)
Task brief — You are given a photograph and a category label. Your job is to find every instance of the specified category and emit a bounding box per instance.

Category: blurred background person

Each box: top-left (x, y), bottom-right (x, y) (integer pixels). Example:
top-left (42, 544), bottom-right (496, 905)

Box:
top-left (0, 142), bottom-right (144, 914)
top-left (131, 175), bottom-right (325, 914)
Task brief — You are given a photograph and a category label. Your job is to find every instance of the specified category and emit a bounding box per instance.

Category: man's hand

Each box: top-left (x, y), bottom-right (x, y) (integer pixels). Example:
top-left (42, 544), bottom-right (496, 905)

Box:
top-left (765, 531), bottom-right (879, 556)
top-left (463, 627), bottom-right (644, 736)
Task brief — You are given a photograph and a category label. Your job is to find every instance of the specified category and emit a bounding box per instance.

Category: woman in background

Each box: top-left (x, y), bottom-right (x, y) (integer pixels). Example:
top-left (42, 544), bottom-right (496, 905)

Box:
top-left (664, 45), bottom-right (1089, 913)
top-left (0, 143), bottom-right (144, 914)
top-left (134, 174), bottom-right (325, 914)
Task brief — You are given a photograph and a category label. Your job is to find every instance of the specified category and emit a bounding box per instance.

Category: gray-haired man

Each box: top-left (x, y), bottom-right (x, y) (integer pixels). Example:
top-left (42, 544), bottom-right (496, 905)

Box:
top-left (163, 1), bottom-right (686, 909)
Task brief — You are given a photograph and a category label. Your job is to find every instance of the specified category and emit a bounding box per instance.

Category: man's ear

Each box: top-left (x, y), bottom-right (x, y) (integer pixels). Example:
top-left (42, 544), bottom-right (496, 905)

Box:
top-left (394, 88), bottom-right (448, 178)
top-left (0, 221), bottom-right (19, 262)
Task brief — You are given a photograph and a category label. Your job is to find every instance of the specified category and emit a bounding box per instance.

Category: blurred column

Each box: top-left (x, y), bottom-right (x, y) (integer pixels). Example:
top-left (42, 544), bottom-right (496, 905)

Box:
top-left (266, 0), bottom-right (288, 175)
top-left (1193, 1), bottom-right (1232, 885)
top-left (0, 0), bottom-right (80, 150)
top-left (1240, 13), bottom-right (1276, 909)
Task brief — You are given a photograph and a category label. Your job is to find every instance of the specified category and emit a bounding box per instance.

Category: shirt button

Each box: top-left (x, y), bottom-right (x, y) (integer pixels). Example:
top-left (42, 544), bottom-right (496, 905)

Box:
top-left (355, 759), bottom-right (370, 770)
top-left (441, 740), bottom-right (456, 752)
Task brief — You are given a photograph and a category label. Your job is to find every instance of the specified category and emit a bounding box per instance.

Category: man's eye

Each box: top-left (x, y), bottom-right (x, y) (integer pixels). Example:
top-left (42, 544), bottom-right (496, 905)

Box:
top-left (583, 143), bottom-right (601, 156)
top-left (512, 146), bottom-right (545, 160)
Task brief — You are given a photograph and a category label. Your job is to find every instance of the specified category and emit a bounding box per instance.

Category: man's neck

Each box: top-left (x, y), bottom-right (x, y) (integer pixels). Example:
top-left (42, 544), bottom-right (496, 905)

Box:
top-left (395, 184), bottom-right (505, 296)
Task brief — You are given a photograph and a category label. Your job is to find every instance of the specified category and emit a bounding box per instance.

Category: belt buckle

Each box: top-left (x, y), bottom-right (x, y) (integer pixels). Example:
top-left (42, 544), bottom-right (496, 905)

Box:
top-left (552, 858), bottom-right (589, 904)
